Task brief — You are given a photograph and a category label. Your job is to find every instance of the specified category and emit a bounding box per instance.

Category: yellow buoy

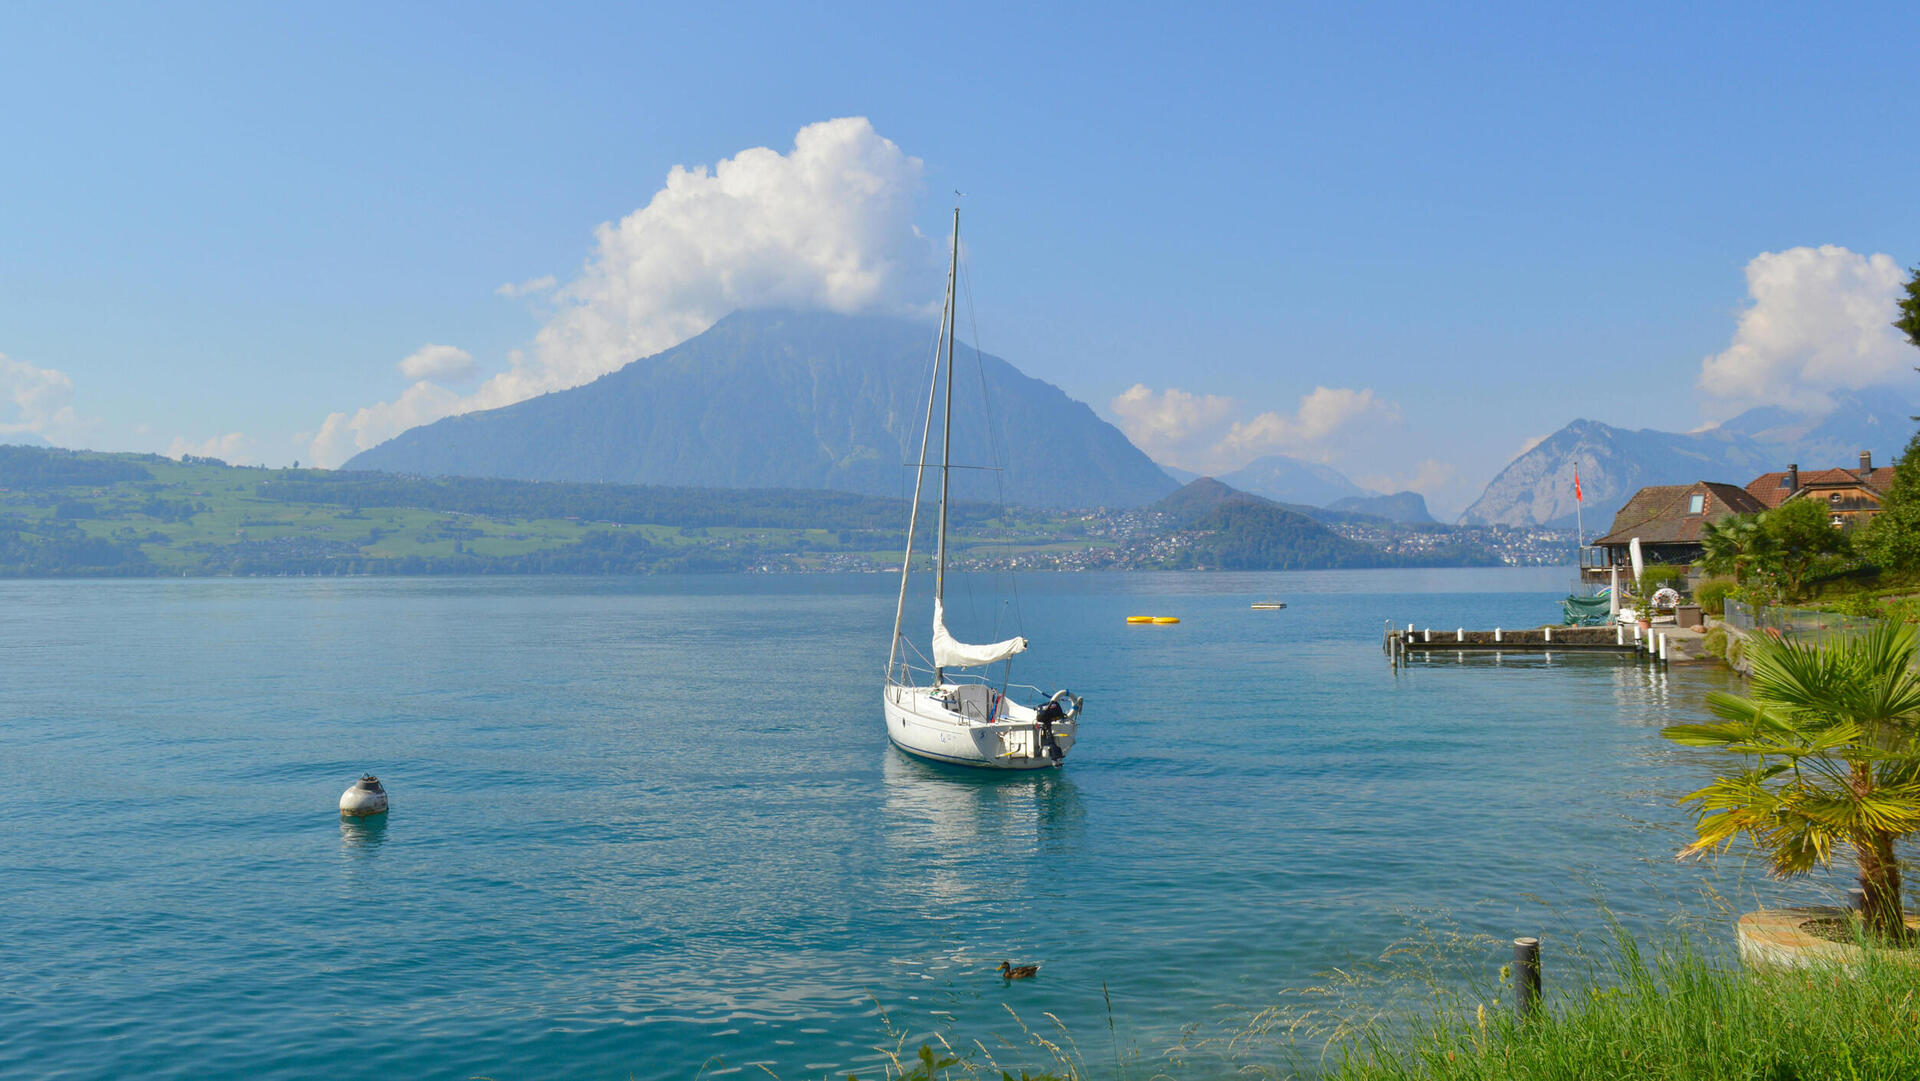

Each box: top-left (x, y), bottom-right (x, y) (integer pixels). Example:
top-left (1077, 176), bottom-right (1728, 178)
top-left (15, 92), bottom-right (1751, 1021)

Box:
top-left (1126, 615), bottom-right (1153, 624)
top-left (1152, 616), bottom-right (1181, 624)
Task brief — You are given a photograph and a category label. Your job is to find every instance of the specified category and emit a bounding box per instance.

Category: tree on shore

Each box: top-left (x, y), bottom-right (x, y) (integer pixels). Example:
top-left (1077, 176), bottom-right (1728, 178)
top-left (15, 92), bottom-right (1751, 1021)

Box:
top-left (1868, 428), bottom-right (1920, 572)
top-left (1895, 263), bottom-right (1920, 351)
top-left (1868, 264), bottom-right (1920, 568)
top-left (1759, 498), bottom-right (1851, 599)
top-left (1664, 621), bottom-right (1920, 941)
top-left (1699, 513), bottom-right (1769, 585)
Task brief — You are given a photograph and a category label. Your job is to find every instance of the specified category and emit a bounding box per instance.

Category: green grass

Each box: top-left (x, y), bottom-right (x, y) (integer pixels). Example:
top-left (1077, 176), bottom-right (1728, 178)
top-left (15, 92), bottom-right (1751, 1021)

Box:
top-left (1318, 931), bottom-right (1920, 1081)
top-left (783, 924), bottom-right (1920, 1080)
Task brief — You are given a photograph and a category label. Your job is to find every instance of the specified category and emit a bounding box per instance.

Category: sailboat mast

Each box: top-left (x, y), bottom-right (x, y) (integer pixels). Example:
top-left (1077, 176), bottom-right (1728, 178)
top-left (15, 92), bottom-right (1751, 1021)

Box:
top-left (885, 232), bottom-right (955, 684)
top-left (933, 207), bottom-right (960, 684)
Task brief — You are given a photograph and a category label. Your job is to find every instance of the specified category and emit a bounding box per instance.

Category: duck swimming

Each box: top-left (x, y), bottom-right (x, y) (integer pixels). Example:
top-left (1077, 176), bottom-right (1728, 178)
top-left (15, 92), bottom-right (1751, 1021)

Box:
top-left (998, 961), bottom-right (1038, 980)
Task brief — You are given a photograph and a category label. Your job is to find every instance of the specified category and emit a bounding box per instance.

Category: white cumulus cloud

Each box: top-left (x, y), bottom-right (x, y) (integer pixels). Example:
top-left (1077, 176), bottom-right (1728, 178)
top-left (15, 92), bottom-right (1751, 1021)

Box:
top-left (1698, 245), bottom-right (1911, 414)
top-left (1108, 384), bottom-right (1237, 463)
top-left (494, 275), bottom-right (557, 299)
top-left (0, 352), bottom-right (81, 441)
top-left (1219, 387), bottom-right (1395, 462)
top-left (309, 380), bottom-right (464, 469)
top-left (1358, 458), bottom-right (1457, 496)
top-left (397, 344), bottom-right (477, 382)
top-left (309, 116), bottom-right (933, 468)
top-left (1111, 383), bottom-right (1397, 474)
top-left (168, 431), bottom-right (257, 464)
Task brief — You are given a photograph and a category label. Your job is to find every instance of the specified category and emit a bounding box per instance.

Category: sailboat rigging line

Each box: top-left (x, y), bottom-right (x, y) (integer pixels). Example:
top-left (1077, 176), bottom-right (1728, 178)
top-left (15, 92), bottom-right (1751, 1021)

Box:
top-left (933, 207), bottom-right (960, 685)
top-left (886, 228), bottom-right (956, 684)
top-left (958, 241), bottom-right (1025, 636)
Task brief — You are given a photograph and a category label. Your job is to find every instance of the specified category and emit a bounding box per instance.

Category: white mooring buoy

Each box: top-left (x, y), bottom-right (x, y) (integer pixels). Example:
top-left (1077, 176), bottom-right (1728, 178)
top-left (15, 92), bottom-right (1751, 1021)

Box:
top-left (340, 774), bottom-right (389, 817)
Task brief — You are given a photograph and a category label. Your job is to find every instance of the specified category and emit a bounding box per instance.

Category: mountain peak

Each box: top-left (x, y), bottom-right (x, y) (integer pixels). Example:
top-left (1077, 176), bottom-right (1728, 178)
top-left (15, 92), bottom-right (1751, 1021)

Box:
top-left (344, 308), bottom-right (1177, 509)
top-left (1460, 391), bottom-right (1914, 528)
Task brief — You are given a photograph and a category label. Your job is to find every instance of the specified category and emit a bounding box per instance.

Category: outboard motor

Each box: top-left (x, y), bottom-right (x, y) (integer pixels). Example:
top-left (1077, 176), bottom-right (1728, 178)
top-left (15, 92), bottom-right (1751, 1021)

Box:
top-left (1035, 690), bottom-right (1073, 763)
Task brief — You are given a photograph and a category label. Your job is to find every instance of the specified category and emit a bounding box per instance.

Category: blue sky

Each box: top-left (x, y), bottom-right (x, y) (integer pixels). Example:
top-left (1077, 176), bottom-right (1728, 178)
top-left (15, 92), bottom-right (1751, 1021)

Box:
top-left (3, 3), bottom-right (1916, 516)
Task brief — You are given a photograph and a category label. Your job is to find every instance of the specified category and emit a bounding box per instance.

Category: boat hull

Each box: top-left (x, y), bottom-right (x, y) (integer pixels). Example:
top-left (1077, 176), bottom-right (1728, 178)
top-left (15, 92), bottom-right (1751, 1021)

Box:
top-left (883, 684), bottom-right (1075, 770)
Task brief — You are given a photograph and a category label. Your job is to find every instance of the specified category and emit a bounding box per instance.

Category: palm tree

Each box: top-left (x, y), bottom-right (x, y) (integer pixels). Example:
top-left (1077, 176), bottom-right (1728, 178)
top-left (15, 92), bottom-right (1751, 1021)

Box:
top-left (1663, 621), bottom-right (1920, 941)
top-left (1698, 513), bottom-right (1769, 586)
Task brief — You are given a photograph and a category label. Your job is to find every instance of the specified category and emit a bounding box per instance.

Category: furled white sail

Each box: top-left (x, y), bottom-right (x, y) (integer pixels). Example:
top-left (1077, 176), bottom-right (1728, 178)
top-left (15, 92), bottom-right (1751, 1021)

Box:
top-left (932, 599), bottom-right (1027, 669)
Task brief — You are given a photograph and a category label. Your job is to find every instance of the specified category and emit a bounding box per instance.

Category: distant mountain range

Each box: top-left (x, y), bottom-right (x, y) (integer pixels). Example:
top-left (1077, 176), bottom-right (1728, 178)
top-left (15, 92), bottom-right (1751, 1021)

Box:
top-left (1158, 454), bottom-right (1435, 523)
top-left (1459, 391), bottom-right (1912, 530)
top-left (347, 310), bottom-right (1179, 509)
top-left (1217, 453), bottom-right (1372, 505)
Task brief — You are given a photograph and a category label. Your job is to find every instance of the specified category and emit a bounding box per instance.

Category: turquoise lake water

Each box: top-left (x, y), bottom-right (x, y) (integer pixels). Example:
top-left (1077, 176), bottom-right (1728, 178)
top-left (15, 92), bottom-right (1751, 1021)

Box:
top-left (0, 570), bottom-right (1841, 1079)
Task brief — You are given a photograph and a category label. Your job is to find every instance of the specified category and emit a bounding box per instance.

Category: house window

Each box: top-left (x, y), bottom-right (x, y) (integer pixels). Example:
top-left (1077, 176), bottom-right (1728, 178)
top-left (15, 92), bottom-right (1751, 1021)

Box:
top-left (1829, 492), bottom-right (1842, 503)
top-left (1779, 476), bottom-right (1792, 487)
top-left (1688, 494), bottom-right (1704, 514)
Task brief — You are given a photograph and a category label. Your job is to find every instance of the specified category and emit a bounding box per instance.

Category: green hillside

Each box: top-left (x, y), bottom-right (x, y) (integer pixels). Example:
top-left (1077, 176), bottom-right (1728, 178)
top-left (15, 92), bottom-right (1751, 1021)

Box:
top-left (0, 446), bottom-right (1081, 577)
top-left (0, 447), bottom-right (1513, 577)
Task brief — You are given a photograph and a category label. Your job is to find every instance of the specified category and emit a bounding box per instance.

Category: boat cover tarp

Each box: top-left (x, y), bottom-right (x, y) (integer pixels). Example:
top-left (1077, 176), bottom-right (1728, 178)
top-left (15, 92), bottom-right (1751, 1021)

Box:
top-left (933, 599), bottom-right (1028, 669)
top-left (1562, 594), bottom-right (1612, 626)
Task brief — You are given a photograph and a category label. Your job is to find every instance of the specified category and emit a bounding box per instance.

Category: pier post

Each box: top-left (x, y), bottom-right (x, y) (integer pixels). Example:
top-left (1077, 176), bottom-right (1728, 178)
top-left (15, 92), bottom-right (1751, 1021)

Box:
top-left (1616, 624), bottom-right (1623, 646)
top-left (1659, 634), bottom-right (1669, 663)
top-left (1424, 628), bottom-right (1431, 643)
top-left (1513, 937), bottom-right (1542, 1019)
top-left (1457, 628), bottom-right (1464, 642)
top-left (1544, 626), bottom-right (1552, 643)
top-left (1495, 627), bottom-right (1502, 642)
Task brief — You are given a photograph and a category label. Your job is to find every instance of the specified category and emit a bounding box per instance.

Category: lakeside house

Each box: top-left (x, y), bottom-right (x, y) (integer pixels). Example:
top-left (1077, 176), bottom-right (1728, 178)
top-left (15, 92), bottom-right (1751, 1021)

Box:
top-left (1744, 452), bottom-right (1893, 530)
top-left (1589, 481), bottom-right (1768, 573)
top-left (1585, 452), bottom-right (1892, 581)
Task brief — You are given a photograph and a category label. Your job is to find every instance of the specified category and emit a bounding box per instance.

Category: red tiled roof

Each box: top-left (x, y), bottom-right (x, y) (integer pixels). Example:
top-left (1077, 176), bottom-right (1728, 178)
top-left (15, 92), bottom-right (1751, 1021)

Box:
top-left (1593, 481), bottom-right (1767, 547)
top-left (1745, 465), bottom-right (1895, 509)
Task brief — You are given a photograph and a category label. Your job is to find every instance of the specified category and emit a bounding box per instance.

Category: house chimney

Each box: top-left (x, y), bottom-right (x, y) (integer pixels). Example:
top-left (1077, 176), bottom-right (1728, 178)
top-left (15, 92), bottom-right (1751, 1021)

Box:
top-left (1787, 463), bottom-right (1799, 491)
top-left (1860, 450), bottom-right (1872, 473)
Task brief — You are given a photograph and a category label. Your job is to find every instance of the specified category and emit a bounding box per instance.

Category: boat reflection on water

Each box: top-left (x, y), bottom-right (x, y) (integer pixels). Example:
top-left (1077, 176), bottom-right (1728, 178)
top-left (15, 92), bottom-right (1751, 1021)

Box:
top-left (878, 750), bottom-right (1086, 912)
top-left (338, 814), bottom-right (388, 854)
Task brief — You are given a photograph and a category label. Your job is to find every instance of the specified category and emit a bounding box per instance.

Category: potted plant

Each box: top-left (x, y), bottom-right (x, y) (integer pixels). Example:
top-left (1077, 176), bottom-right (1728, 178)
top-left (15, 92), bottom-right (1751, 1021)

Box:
top-left (1662, 621), bottom-right (1920, 960)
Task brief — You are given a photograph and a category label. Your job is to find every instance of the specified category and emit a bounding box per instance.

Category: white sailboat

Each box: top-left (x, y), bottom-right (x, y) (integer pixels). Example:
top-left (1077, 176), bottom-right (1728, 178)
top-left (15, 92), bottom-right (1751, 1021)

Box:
top-left (882, 208), bottom-right (1083, 770)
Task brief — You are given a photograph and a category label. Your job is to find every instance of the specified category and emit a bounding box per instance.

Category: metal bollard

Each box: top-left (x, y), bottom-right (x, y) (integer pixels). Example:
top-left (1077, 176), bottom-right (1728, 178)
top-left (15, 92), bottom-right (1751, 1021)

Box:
top-left (1513, 937), bottom-right (1541, 1019)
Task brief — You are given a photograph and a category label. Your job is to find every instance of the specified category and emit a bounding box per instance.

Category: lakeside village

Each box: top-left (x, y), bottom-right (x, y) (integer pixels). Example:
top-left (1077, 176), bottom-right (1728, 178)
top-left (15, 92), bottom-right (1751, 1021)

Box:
top-left (1565, 448), bottom-right (1920, 662)
top-left (799, 511), bottom-right (1572, 574)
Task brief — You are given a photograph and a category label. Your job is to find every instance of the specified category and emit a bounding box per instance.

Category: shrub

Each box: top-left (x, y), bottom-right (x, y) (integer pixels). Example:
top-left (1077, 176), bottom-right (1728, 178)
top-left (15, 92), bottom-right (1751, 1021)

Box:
top-left (1883, 596), bottom-right (1920, 625)
top-left (1635, 563), bottom-right (1689, 599)
top-left (1694, 577), bottom-right (1735, 615)
top-left (1701, 625), bottom-right (1728, 659)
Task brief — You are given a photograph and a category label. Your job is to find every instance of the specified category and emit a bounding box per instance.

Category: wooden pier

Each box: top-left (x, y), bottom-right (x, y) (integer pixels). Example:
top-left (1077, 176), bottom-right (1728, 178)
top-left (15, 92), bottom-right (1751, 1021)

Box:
top-left (1384, 621), bottom-right (1683, 666)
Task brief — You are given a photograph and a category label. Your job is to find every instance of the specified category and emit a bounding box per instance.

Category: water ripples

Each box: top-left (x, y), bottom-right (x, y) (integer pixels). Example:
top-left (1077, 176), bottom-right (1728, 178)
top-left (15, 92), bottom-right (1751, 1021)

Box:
top-left (0, 571), bottom-right (1846, 1079)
